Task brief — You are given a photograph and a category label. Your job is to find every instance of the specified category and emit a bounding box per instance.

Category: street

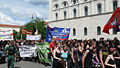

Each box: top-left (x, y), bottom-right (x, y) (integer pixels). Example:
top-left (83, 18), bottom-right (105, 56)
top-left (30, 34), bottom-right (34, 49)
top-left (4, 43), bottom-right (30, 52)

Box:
top-left (0, 61), bottom-right (51, 68)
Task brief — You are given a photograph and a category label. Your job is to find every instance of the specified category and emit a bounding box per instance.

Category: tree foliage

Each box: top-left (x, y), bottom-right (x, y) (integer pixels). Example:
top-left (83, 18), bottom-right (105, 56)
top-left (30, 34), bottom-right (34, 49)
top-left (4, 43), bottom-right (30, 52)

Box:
top-left (13, 17), bottom-right (47, 40)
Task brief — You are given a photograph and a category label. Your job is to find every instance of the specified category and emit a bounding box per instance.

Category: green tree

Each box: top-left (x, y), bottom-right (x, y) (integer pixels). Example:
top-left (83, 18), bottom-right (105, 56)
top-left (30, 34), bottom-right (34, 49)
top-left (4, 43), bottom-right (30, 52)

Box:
top-left (13, 30), bottom-right (21, 40)
top-left (24, 17), bottom-right (47, 39)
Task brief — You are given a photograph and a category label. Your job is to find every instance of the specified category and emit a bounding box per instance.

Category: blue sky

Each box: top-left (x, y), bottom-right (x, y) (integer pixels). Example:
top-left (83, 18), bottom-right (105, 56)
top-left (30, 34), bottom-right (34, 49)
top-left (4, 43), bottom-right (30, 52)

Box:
top-left (0, 0), bottom-right (49, 25)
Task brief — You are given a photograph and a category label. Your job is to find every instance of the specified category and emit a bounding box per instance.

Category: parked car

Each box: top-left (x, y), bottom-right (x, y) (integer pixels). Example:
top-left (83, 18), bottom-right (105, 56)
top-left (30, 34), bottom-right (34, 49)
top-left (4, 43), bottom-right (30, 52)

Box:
top-left (0, 50), bottom-right (5, 63)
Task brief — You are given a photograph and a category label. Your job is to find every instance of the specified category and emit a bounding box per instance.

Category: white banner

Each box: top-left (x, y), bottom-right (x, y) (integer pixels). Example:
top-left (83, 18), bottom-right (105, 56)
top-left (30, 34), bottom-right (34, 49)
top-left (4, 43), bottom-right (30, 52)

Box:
top-left (0, 30), bottom-right (13, 40)
top-left (26, 34), bottom-right (41, 40)
top-left (19, 45), bottom-right (37, 57)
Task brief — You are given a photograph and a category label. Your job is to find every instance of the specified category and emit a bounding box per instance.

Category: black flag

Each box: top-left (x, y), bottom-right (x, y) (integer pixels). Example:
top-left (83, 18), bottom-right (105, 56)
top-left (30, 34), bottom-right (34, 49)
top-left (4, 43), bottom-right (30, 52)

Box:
top-left (32, 26), bottom-right (36, 35)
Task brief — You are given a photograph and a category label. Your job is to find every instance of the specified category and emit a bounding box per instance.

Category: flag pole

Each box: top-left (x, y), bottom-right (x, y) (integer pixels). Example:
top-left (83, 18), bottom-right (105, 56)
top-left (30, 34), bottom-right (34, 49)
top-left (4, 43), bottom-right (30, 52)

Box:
top-left (21, 27), bottom-right (23, 40)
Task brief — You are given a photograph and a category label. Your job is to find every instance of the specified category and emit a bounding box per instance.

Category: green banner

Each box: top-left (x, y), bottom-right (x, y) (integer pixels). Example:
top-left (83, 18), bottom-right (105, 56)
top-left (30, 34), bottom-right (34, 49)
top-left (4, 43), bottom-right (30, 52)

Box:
top-left (36, 42), bottom-right (50, 63)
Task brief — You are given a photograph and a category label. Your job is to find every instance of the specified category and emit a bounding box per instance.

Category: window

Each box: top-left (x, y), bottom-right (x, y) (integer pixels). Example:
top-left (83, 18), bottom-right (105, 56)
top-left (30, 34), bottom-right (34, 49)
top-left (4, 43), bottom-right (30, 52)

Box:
top-left (97, 3), bottom-right (102, 14)
top-left (73, 28), bottom-right (76, 36)
top-left (73, 0), bottom-right (77, 4)
top-left (55, 13), bottom-right (58, 20)
top-left (64, 11), bottom-right (67, 19)
top-left (97, 26), bottom-right (101, 35)
top-left (72, 0), bottom-right (78, 4)
top-left (113, 28), bottom-right (117, 34)
top-left (113, 1), bottom-right (118, 11)
top-left (54, 4), bottom-right (59, 9)
top-left (73, 8), bottom-right (77, 18)
top-left (85, 6), bottom-right (88, 16)
top-left (63, 1), bottom-right (68, 7)
top-left (84, 27), bottom-right (87, 35)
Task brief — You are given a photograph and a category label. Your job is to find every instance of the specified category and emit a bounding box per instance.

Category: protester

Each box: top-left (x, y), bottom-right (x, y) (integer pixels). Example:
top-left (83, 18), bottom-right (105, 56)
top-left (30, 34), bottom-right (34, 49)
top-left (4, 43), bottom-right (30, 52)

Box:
top-left (114, 41), bottom-right (120, 68)
top-left (97, 42), bottom-right (105, 68)
top-left (66, 41), bottom-right (72, 68)
top-left (92, 47), bottom-right (101, 68)
top-left (61, 46), bottom-right (68, 68)
top-left (82, 39), bottom-right (94, 68)
top-left (71, 42), bottom-right (79, 68)
top-left (78, 41), bottom-right (84, 67)
top-left (49, 36), bottom-right (56, 68)
top-left (5, 41), bottom-right (17, 68)
top-left (105, 47), bottom-right (117, 68)
top-left (53, 42), bottom-right (62, 68)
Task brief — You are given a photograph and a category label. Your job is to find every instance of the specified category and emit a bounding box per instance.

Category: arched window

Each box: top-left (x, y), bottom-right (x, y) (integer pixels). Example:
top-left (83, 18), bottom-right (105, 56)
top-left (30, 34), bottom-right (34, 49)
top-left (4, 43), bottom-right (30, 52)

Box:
top-left (97, 3), bottom-right (102, 14)
top-left (97, 26), bottom-right (101, 35)
top-left (55, 13), bottom-right (58, 20)
top-left (85, 6), bottom-right (88, 16)
top-left (54, 4), bottom-right (59, 9)
top-left (62, 1), bottom-right (68, 7)
top-left (72, 0), bottom-right (78, 4)
top-left (73, 8), bottom-right (77, 18)
top-left (73, 28), bottom-right (76, 36)
top-left (64, 11), bottom-right (67, 19)
top-left (113, 28), bottom-right (117, 34)
top-left (113, 1), bottom-right (118, 11)
top-left (84, 27), bottom-right (87, 35)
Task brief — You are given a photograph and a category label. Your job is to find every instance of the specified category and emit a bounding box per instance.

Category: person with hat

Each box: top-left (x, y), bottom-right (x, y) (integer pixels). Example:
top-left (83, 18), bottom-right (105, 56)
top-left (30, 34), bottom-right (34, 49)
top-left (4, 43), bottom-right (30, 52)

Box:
top-left (105, 47), bottom-right (117, 68)
top-left (5, 41), bottom-right (17, 68)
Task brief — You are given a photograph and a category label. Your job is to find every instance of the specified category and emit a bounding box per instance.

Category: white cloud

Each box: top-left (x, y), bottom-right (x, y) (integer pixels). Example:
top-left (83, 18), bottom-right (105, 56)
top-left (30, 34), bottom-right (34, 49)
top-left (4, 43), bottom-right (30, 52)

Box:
top-left (0, 4), bottom-right (43, 20)
top-left (0, 12), bottom-right (25, 25)
top-left (0, 0), bottom-right (49, 25)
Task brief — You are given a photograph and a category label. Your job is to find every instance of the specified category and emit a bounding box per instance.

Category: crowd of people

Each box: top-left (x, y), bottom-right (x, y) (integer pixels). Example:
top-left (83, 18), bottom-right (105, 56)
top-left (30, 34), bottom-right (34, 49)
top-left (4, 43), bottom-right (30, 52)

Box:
top-left (0, 37), bottom-right (120, 68)
top-left (0, 40), bottom-right (46, 68)
top-left (49, 37), bottom-right (120, 68)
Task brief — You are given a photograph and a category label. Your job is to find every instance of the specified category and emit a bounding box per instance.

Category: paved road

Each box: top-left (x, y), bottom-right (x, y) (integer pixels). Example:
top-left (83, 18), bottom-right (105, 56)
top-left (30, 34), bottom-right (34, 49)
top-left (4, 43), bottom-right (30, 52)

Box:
top-left (0, 61), bottom-right (51, 68)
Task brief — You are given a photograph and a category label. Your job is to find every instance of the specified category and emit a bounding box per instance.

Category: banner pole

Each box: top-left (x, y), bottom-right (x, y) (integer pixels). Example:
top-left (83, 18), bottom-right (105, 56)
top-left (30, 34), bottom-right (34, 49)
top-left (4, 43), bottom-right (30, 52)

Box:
top-left (21, 34), bottom-right (22, 40)
top-left (21, 27), bottom-right (23, 40)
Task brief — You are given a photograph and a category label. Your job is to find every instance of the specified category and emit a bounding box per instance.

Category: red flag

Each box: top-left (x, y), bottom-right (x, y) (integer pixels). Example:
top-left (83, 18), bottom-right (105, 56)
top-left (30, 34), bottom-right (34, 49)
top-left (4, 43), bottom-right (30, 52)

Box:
top-left (103, 7), bottom-right (120, 34)
top-left (22, 28), bottom-right (33, 35)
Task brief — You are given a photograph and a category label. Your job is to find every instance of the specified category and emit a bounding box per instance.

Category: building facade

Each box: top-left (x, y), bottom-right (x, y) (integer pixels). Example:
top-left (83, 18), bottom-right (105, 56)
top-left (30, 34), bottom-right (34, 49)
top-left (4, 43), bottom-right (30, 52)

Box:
top-left (0, 24), bottom-right (23, 32)
top-left (49, 0), bottom-right (120, 40)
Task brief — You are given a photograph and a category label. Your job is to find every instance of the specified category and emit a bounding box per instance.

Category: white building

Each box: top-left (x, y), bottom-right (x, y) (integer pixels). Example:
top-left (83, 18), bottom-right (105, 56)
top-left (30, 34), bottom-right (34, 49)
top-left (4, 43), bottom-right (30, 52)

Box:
top-left (49, 0), bottom-right (120, 40)
top-left (0, 24), bottom-right (23, 32)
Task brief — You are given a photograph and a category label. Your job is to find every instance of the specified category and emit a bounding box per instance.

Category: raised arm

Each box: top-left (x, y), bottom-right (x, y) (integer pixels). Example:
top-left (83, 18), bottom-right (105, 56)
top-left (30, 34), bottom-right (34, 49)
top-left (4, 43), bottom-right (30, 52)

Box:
top-left (99, 50), bottom-right (104, 68)
top-left (105, 56), bottom-right (115, 68)
top-left (53, 49), bottom-right (61, 61)
top-left (71, 48), bottom-right (75, 63)
top-left (82, 50), bottom-right (89, 68)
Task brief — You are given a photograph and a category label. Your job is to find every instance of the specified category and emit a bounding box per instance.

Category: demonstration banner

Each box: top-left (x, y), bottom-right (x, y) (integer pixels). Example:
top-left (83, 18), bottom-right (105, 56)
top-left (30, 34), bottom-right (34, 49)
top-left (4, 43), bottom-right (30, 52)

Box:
top-left (46, 26), bottom-right (70, 42)
top-left (26, 34), bottom-right (41, 40)
top-left (36, 42), bottom-right (50, 63)
top-left (19, 45), bottom-right (37, 57)
top-left (0, 30), bottom-right (13, 40)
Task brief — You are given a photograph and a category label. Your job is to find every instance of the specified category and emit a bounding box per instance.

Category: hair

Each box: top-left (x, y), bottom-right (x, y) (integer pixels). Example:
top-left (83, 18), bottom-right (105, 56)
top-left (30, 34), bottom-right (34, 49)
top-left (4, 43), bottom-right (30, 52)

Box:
top-left (109, 47), bottom-right (116, 54)
top-left (73, 42), bottom-right (78, 47)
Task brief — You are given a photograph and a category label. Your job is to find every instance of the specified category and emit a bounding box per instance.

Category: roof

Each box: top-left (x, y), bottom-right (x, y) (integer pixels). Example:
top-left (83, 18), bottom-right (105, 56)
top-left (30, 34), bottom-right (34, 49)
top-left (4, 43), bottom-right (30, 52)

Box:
top-left (0, 24), bottom-right (24, 28)
top-left (44, 22), bottom-right (48, 25)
